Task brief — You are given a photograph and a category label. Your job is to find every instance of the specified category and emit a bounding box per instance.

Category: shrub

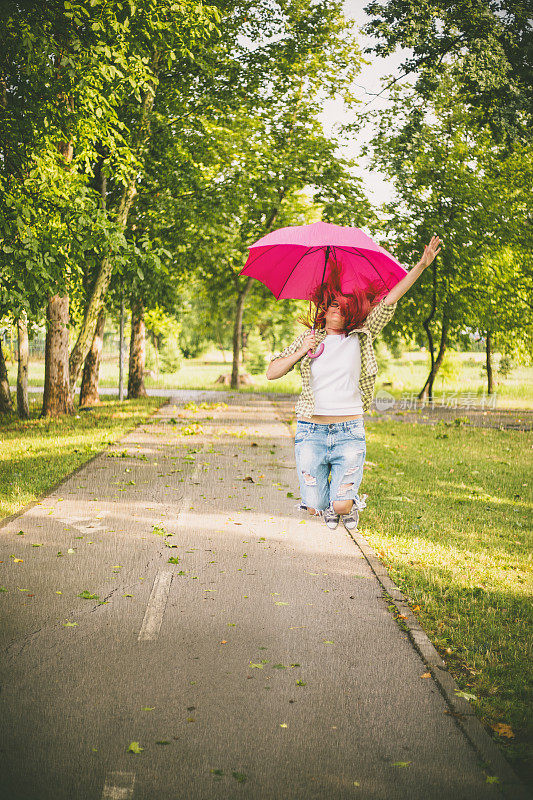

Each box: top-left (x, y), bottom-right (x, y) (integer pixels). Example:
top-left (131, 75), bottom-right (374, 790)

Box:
top-left (246, 333), bottom-right (269, 375)
top-left (498, 354), bottom-right (514, 377)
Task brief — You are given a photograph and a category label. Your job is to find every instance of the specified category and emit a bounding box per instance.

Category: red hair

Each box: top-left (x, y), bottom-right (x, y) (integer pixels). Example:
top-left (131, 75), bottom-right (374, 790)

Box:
top-left (299, 254), bottom-right (386, 332)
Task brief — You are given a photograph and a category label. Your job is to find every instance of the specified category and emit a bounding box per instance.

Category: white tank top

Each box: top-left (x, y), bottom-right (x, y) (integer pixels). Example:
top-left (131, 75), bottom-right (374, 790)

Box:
top-left (309, 333), bottom-right (363, 415)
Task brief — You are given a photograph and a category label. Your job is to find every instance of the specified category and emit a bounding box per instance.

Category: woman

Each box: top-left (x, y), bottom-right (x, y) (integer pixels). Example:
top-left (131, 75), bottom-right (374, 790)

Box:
top-left (266, 235), bottom-right (442, 531)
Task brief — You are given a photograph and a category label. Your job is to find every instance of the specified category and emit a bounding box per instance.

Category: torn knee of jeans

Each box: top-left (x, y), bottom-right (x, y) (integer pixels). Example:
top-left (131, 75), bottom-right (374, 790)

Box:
top-left (338, 482), bottom-right (354, 496)
top-left (302, 471), bottom-right (317, 486)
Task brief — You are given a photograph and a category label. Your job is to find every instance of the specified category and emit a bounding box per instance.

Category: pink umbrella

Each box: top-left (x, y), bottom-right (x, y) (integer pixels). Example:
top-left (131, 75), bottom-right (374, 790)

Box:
top-left (240, 221), bottom-right (408, 358)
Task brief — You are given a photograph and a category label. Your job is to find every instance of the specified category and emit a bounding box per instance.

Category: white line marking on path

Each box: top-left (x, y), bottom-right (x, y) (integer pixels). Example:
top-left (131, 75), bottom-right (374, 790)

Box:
top-left (58, 515), bottom-right (108, 535)
top-left (101, 771), bottom-right (135, 799)
top-left (137, 441), bottom-right (205, 641)
top-left (138, 571), bottom-right (174, 642)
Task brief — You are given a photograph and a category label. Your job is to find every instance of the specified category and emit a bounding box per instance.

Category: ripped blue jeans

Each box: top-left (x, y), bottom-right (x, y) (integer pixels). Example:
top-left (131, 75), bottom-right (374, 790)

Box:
top-left (294, 419), bottom-right (366, 513)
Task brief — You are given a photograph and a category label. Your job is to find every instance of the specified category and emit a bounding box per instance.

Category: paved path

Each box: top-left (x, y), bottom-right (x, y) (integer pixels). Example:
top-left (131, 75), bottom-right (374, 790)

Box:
top-left (0, 396), bottom-right (525, 799)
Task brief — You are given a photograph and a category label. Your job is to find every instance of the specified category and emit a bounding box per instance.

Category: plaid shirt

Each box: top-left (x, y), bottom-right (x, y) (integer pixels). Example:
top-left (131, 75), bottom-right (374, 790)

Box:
top-left (270, 297), bottom-right (398, 417)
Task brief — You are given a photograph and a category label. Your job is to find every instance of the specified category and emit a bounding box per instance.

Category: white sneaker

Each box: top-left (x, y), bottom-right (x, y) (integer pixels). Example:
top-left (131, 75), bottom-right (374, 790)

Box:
top-left (341, 509), bottom-right (359, 531)
top-left (323, 505), bottom-right (340, 529)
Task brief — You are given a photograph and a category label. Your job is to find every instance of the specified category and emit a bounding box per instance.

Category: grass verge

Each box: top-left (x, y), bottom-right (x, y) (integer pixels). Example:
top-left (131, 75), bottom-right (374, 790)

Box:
top-left (7, 352), bottom-right (533, 409)
top-left (358, 416), bottom-right (532, 782)
top-left (0, 395), bottom-right (164, 521)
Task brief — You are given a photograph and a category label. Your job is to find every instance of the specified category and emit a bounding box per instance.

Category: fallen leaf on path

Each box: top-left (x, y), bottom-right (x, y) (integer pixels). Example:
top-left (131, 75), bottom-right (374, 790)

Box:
top-left (421, 672), bottom-right (431, 679)
top-left (391, 762), bottom-right (411, 767)
top-left (128, 742), bottom-right (144, 753)
top-left (78, 591), bottom-right (99, 600)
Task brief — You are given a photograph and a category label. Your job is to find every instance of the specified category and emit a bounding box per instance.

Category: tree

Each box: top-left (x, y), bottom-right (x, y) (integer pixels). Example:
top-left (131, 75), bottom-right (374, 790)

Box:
top-left (79, 308), bottom-right (106, 407)
top-left (65, 0), bottom-right (220, 395)
top-left (118, 0), bottom-right (373, 388)
top-left (0, 333), bottom-right (12, 414)
top-left (0, 0), bottom-right (220, 415)
top-left (363, 0), bottom-right (533, 141)
top-left (361, 77), bottom-right (532, 401)
top-left (16, 313), bottom-right (29, 419)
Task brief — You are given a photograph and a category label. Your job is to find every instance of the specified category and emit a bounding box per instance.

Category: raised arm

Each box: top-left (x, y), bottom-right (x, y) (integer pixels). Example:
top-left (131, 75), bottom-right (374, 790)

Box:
top-left (384, 235), bottom-right (442, 306)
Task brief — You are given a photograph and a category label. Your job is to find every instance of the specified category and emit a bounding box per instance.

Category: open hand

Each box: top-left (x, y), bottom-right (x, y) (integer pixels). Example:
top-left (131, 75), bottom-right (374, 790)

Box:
top-left (418, 235), bottom-right (442, 270)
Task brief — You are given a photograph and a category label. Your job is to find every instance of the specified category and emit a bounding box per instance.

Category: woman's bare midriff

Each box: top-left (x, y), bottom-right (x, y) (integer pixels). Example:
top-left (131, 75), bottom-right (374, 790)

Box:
top-left (300, 414), bottom-right (363, 423)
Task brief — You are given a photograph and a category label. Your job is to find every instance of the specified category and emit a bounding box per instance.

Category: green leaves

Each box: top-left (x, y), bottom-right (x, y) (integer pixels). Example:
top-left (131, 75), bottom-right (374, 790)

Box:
top-left (77, 590), bottom-right (99, 600)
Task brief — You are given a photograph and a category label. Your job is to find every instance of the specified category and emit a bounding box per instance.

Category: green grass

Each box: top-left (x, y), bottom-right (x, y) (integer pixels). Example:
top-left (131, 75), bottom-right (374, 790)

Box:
top-left (356, 416), bottom-right (532, 779)
top-left (6, 349), bottom-right (533, 408)
top-left (0, 395), bottom-right (163, 520)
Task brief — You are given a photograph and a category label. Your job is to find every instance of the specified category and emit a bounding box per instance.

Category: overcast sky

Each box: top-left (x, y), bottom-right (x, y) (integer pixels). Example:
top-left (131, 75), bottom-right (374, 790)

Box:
top-left (319, 0), bottom-right (410, 206)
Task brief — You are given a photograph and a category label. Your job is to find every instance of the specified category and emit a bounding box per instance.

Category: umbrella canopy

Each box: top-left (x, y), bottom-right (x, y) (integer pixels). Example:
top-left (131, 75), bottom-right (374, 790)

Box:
top-left (240, 221), bottom-right (408, 300)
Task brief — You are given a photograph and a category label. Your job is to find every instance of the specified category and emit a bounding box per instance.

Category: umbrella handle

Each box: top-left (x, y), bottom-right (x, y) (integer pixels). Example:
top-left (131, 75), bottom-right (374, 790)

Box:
top-left (308, 342), bottom-right (324, 359)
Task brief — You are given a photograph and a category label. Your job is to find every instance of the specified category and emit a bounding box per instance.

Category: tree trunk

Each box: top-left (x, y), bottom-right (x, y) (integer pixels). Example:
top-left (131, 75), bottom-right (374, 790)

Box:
top-left (128, 300), bottom-right (147, 398)
top-left (231, 277), bottom-right (253, 389)
top-left (229, 198), bottom-right (285, 390)
top-left (417, 260), bottom-right (438, 402)
top-left (79, 308), bottom-right (106, 407)
top-left (69, 181), bottom-right (137, 394)
top-left (0, 337), bottom-right (13, 414)
top-left (68, 70), bottom-right (158, 396)
top-left (418, 313), bottom-right (449, 402)
top-left (486, 330), bottom-right (494, 394)
top-left (152, 333), bottom-right (160, 381)
top-left (42, 295), bottom-right (73, 416)
top-left (17, 313), bottom-right (29, 419)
